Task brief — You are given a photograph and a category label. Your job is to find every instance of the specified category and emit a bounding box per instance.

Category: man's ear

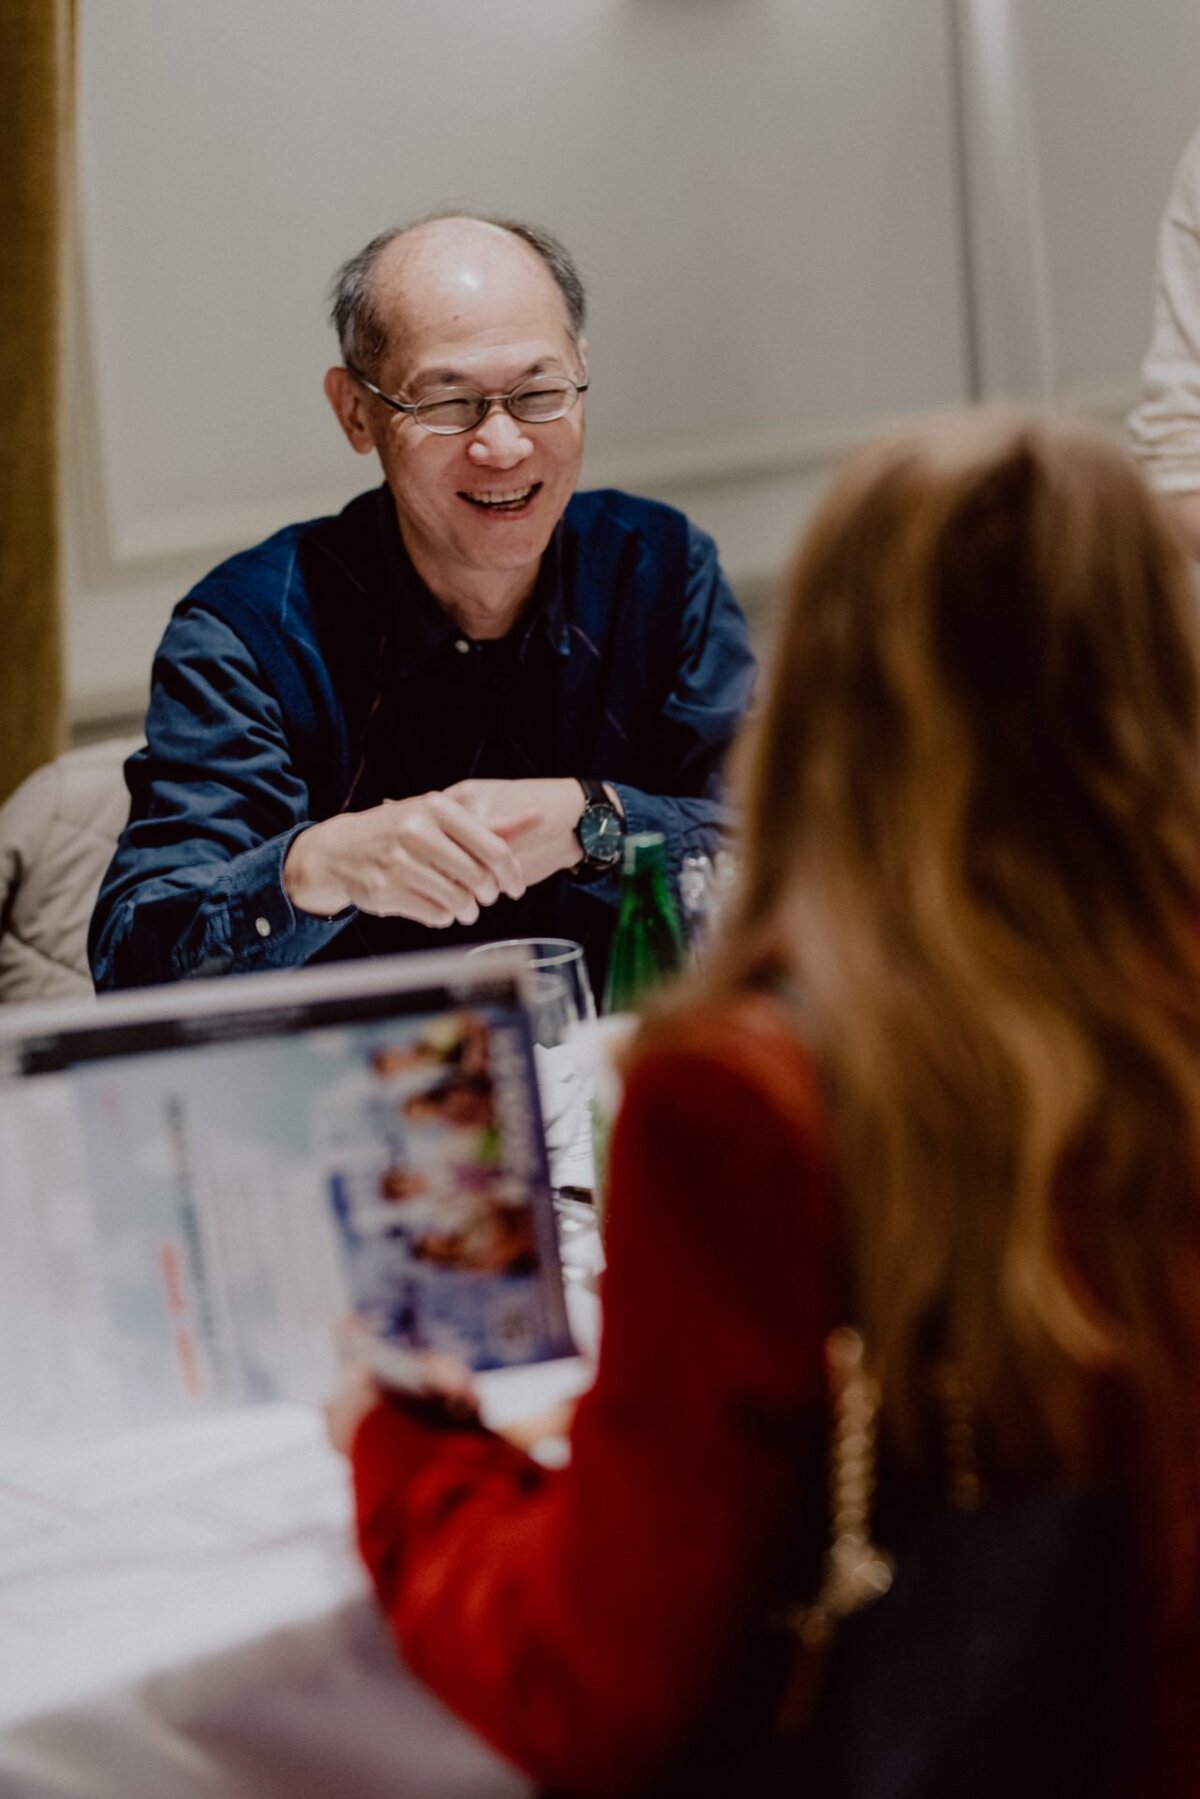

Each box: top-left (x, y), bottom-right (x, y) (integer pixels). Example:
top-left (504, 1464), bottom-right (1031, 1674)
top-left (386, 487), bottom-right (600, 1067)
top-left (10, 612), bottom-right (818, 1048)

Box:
top-left (324, 366), bottom-right (377, 455)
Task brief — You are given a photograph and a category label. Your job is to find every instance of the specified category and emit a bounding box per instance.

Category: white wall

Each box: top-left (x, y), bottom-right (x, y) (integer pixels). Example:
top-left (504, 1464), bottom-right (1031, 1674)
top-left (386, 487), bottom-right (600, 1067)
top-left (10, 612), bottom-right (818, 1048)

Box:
top-left (1022, 0), bottom-right (1200, 401)
top-left (67, 0), bottom-right (1200, 728)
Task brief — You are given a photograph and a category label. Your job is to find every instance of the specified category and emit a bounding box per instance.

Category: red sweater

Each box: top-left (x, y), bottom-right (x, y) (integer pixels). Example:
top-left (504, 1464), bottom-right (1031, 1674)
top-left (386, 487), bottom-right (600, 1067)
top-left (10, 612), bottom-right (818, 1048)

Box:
top-left (351, 996), bottom-right (1200, 1796)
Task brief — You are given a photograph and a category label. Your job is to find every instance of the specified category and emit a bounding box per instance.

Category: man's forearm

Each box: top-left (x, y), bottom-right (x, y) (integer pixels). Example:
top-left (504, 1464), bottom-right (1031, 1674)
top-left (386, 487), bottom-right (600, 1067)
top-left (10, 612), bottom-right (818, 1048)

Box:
top-left (574, 786), bottom-right (732, 906)
top-left (89, 827), bottom-right (350, 989)
top-left (282, 793), bottom-right (533, 928)
top-left (445, 777), bottom-right (592, 888)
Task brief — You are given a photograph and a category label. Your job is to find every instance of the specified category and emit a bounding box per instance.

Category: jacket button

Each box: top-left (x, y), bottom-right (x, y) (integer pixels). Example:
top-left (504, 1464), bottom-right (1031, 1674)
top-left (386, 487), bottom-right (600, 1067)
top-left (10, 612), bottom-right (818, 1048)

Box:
top-left (454, 638), bottom-right (470, 655)
top-left (255, 916), bottom-right (272, 938)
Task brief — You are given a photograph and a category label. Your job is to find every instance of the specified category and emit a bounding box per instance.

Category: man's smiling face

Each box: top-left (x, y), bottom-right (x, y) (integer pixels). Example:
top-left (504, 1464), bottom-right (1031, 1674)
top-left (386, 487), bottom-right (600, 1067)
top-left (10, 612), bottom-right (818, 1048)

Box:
top-left (356, 219), bottom-right (586, 614)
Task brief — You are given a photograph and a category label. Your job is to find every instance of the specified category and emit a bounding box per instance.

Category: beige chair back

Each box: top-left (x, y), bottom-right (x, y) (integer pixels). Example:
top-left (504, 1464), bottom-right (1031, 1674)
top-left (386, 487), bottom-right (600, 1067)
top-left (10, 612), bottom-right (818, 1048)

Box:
top-left (0, 738), bottom-right (140, 1003)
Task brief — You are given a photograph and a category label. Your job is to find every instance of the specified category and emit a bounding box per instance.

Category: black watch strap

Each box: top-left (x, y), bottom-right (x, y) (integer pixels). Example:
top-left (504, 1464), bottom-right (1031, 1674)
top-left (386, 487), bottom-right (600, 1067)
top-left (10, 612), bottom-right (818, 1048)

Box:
top-left (574, 778), bottom-right (623, 875)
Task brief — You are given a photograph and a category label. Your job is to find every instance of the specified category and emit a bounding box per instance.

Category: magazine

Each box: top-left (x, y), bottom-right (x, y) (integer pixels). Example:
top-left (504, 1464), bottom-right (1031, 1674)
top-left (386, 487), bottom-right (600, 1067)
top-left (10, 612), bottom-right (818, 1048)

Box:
top-left (0, 952), bottom-right (575, 1438)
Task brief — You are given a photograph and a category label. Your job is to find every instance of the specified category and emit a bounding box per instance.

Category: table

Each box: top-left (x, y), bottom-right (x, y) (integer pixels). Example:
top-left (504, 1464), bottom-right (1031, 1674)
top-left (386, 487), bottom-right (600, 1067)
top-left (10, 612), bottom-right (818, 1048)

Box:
top-left (0, 1288), bottom-right (599, 1798)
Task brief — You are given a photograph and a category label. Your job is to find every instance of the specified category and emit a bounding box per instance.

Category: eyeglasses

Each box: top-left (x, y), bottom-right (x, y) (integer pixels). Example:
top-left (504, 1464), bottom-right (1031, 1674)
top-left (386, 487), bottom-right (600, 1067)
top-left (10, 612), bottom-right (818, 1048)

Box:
top-left (345, 362), bottom-right (588, 436)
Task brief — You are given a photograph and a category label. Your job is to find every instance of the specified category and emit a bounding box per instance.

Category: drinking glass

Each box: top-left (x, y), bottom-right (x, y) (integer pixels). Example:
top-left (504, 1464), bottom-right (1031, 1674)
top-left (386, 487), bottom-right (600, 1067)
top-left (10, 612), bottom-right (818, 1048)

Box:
top-left (679, 847), bottom-right (739, 957)
top-left (465, 938), bottom-right (597, 1196)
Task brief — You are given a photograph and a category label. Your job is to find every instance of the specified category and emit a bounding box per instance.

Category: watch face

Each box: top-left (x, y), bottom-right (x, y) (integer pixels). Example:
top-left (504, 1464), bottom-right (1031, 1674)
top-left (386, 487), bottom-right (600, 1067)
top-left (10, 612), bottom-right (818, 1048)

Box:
top-left (579, 802), bottom-right (623, 864)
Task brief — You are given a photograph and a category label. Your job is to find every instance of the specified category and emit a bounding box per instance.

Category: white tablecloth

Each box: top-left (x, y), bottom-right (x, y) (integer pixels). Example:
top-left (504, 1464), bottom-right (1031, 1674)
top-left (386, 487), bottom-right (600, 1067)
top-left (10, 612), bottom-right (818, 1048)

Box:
top-left (0, 1297), bottom-right (599, 1799)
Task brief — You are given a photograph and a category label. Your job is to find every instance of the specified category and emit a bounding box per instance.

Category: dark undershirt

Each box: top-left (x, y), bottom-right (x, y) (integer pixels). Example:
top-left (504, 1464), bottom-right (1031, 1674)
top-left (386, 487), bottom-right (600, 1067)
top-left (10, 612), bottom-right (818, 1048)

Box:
top-left (328, 620), bottom-right (588, 970)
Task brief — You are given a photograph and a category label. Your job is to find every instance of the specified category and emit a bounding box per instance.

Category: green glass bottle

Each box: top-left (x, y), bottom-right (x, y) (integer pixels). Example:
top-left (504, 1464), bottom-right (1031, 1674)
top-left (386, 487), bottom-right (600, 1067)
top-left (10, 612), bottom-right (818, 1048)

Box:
top-left (602, 832), bottom-right (686, 1015)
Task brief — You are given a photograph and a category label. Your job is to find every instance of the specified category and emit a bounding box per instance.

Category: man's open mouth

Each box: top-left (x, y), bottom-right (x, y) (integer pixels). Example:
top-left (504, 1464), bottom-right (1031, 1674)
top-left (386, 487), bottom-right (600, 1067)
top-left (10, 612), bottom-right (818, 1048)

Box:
top-left (459, 483), bottom-right (541, 513)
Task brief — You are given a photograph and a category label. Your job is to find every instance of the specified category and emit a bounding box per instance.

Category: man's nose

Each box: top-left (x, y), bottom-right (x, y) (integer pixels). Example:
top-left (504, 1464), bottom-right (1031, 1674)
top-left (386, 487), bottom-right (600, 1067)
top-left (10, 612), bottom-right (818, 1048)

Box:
top-left (466, 406), bottom-right (534, 467)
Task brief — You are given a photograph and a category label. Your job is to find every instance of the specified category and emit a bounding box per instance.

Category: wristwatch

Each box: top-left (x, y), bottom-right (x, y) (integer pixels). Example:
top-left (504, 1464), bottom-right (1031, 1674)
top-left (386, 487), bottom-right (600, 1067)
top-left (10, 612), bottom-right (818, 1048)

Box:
top-left (573, 778), bottom-right (624, 876)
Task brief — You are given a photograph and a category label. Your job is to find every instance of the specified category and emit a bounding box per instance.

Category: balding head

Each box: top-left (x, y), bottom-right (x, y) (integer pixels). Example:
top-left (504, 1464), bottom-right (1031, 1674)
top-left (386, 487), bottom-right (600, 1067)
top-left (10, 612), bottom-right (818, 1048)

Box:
top-left (322, 210), bottom-right (588, 623)
top-left (330, 213), bottom-right (586, 379)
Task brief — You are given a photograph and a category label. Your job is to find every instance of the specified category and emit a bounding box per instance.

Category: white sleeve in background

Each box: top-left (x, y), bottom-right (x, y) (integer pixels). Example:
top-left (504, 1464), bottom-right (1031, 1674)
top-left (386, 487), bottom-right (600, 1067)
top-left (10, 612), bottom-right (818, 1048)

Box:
top-left (1129, 127), bottom-right (1200, 495)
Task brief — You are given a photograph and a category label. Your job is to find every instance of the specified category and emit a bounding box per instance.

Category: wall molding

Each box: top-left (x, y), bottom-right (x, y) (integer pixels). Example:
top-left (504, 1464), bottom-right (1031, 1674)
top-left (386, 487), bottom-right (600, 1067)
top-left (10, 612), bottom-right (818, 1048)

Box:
top-left (66, 220), bottom-right (1143, 737)
top-left (69, 135), bottom-right (1141, 599)
top-left (69, 353), bottom-right (899, 589)
top-left (72, 222), bottom-right (860, 588)
top-left (71, 378), bottom-right (1140, 593)
top-left (66, 376), bottom-right (1142, 740)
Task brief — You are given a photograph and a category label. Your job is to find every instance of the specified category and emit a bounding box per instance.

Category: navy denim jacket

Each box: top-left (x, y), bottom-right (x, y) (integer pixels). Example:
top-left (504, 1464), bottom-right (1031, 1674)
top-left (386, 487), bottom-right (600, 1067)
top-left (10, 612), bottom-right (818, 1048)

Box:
top-left (89, 485), bottom-right (756, 993)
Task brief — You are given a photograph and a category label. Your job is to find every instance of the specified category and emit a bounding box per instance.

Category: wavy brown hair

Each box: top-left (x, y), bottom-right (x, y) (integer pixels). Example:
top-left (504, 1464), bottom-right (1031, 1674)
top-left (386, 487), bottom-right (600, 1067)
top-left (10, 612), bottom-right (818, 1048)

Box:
top-left (708, 409), bottom-right (1200, 1540)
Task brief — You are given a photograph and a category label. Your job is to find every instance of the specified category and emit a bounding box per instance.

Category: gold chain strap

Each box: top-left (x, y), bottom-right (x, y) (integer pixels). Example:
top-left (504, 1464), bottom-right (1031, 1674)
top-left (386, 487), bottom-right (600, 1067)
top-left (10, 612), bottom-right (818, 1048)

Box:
top-left (770, 1329), bottom-right (985, 1733)
top-left (770, 1327), bottom-right (894, 1731)
top-left (775, 1327), bottom-right (895, 1650)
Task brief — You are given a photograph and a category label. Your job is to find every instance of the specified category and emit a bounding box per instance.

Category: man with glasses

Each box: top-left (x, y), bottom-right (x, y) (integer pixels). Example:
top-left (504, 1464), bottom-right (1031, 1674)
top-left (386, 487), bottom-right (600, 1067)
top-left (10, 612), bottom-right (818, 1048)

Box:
top-left (89, 215), bottom-right (755, 992)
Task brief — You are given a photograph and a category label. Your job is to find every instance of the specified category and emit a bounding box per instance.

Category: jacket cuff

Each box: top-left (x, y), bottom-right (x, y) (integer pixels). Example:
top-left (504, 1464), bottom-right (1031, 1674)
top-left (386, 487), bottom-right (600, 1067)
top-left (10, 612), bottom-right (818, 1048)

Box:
top-left (224, 826), bottom-right (355, 966)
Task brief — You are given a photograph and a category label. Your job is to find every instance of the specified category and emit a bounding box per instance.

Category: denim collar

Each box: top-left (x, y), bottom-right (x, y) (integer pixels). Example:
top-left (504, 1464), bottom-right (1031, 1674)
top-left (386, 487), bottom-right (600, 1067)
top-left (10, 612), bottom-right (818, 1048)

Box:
top-left (373, 484), bottom-right (571, 673)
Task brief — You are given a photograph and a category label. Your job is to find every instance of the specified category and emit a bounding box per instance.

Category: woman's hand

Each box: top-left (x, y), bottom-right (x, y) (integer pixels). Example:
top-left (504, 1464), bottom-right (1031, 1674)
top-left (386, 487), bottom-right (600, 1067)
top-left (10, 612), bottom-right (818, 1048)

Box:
top-left (324, 1359), bottom-right (384, 1457)
top-left (324, 1316), bottom-right (481, 1457)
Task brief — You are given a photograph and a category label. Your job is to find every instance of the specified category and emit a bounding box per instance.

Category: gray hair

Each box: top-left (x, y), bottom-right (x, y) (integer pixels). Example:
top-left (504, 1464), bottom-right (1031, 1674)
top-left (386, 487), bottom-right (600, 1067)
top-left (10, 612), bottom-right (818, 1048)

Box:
top-left (329, 213), bottom-right (587, 377)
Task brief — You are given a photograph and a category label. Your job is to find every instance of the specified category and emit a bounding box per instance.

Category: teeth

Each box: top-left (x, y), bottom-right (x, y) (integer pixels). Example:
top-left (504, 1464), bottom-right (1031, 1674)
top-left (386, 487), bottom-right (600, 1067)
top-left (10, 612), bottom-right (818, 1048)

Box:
top-left (464, 486), bottom-right (535, 508)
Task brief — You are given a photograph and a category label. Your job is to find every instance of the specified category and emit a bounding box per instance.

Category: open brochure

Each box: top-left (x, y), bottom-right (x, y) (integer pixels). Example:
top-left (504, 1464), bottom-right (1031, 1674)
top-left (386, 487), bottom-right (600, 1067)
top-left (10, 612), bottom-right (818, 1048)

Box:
top-left (0, 951), bottom-right (575, 1439)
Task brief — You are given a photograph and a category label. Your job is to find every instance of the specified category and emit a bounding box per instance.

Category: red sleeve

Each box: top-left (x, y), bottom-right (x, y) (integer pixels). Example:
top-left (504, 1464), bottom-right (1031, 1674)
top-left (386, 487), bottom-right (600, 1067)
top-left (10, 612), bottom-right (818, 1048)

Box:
top-left (351, 1007), bottom-right (841, 1796)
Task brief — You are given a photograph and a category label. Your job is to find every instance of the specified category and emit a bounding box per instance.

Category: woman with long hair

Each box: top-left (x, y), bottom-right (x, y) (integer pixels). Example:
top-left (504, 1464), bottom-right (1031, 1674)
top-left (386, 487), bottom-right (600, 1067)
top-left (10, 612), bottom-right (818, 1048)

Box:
top-left (328, 408), bottom-right (1200, 1796)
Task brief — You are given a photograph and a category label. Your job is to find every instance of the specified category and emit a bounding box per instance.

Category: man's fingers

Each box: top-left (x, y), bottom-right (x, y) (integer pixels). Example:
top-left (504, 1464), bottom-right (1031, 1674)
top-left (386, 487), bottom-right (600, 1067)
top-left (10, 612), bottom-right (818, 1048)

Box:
top-left (428, 796), bottom-right (531, 900)
top-left (315, 792), bottom-right (538, 922)
top-left (349, 851), bottom-right (474, 925)
top-left (491, 809), bottom-right (544, 844)
top-left (351, 798), bottom-right (504, 913)
top-left (405, 858), bottom-right (484, 918)
top-left (422, 848), bottom-right (500, 911)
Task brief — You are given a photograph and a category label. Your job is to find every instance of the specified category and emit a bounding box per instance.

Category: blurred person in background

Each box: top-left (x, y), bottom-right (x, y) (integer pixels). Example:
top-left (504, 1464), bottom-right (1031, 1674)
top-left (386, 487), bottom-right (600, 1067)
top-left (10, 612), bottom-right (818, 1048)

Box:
top-left (1130, 125), bottom-right (1200, 557)
top-left (327, 409), bottom-right (1200, 1796)
top-left (89, 215), bottom-right (754, 996)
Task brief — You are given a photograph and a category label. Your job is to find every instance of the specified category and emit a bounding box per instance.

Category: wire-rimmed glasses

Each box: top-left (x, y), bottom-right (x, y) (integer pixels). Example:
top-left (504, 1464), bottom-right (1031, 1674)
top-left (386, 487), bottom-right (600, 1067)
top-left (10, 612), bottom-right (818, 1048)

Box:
top-left (346, 362), bottom-right (588, 435)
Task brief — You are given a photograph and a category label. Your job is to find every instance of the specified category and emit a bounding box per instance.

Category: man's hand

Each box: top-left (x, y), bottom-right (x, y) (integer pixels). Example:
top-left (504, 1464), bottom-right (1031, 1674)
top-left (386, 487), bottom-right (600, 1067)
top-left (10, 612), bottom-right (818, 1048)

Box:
top-left (448, 777), bottom-right (598, 888)
top-left (283, 791), bottom-right (541, 924)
